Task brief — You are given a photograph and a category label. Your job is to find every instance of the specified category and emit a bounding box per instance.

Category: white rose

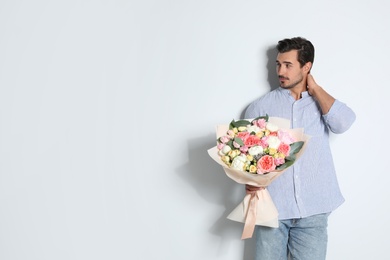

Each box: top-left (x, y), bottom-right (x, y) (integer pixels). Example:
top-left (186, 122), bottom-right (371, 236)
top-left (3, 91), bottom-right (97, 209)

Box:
top-left (231, 155), bottom-right (247, 171)
top-left (246, 125), bottom-right (261, 133)
top-left (221, 145), bottom-right (232, 155)
top-left (267, 136), bottom-right (281, 149)
top-left (248, 146), bottom-right (263, 156)
top-left (266, 122), bottom-right (279, 132)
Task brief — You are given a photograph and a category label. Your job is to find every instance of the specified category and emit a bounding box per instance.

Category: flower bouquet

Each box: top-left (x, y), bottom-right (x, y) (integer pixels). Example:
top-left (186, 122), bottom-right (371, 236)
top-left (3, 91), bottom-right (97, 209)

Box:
top-left (207, 115), bottom-right (310, 239)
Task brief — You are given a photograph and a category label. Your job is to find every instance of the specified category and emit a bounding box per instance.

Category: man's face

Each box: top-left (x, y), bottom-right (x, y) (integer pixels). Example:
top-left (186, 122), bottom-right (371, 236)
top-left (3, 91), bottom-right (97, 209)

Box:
top-left (276, 50), bottom-right (306, 89)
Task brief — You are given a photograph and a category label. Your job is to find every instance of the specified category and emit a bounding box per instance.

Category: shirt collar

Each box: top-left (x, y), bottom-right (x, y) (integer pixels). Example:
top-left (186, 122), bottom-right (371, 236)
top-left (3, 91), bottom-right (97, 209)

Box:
top-left (278, 87), bottom-right (310, 99)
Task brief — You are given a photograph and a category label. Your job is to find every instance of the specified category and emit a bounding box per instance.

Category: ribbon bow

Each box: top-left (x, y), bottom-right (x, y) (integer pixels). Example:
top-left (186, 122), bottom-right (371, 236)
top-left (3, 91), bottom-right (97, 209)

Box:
top-left (241, 187), bottom-right (264, 239)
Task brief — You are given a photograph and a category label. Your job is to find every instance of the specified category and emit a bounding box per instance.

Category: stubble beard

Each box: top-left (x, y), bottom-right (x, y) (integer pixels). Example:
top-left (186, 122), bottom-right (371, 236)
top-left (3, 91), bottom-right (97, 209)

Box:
top-left (279, 75), bottom-right (304, 89)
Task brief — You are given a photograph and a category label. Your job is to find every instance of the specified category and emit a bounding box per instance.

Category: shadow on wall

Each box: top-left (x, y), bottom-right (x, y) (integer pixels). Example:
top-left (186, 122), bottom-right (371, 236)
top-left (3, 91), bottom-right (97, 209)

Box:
top-left (176, 134), bottom-right (256, 259)
top-left (176, 45), bottom-right (280, 260)
top-left (266, 45), bottom-right (280, 92)
top-left (241, 44), bottom-right (280, 119)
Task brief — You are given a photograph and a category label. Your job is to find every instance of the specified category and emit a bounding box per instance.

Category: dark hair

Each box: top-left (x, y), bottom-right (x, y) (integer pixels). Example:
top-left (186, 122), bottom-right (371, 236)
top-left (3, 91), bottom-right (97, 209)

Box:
top-left (276, 37), bottom-right (315, 67)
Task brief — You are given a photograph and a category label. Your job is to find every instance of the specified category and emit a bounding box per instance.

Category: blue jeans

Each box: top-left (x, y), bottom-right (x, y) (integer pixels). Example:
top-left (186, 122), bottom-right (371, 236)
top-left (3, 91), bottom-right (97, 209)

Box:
top-left (255, 213), bottom-right (330, 260)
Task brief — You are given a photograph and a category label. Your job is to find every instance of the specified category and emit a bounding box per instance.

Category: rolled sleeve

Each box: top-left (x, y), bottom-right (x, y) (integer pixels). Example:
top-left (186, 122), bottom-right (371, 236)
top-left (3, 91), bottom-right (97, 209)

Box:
top-left (323, 100), bottom-right (356, 134)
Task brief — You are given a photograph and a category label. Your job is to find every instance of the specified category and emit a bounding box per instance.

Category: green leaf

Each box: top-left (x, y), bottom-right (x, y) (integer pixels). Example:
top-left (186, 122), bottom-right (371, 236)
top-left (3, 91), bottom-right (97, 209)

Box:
top-left (234, 137), bottom-right (244, 146)
top-left (229, 119), bottom-right (251, 129)
top-left (285, 154), bottom-right (296, 161)
top-left (289, 141), bottom-right (304, 155)
top-left (276, 159), bottom-right (295, 170)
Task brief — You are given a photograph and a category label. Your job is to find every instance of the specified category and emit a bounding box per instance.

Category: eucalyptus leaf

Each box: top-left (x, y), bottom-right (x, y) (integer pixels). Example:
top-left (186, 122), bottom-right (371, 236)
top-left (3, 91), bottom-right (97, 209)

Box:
top-left (289, 141), bottom-right (304, 155)
top-left (230, 119), bottom-right (251, 129)
top-left (276, 159), bottom-right (295, 170)
top-left (286, 154), bottom-right (296, 161)
top-left (234, 137), bottom-right (244, 146)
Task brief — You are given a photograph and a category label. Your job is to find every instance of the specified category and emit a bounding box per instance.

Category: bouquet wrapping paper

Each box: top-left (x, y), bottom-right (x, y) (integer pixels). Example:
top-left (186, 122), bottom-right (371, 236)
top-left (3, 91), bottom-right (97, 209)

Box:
top-left (207, 117), bottom-right (310, 239)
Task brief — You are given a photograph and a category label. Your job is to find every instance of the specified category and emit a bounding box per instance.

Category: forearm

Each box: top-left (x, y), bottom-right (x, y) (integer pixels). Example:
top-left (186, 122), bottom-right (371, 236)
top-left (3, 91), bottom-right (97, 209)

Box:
top-left (310, 86), bottom-right (335, 115)
top-left (306, 74), bottom-right (335, 115)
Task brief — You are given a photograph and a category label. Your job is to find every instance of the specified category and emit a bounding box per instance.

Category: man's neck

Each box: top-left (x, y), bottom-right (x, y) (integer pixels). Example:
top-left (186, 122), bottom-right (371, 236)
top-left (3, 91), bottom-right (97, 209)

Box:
top-left (289, 81), bottom-right (307, 100)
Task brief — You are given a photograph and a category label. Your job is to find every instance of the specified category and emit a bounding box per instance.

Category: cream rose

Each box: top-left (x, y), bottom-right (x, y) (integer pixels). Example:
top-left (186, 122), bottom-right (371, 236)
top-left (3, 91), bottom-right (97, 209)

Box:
top-left (218, 145), bottom-right (231, 156)
top-left (267, 136), bottom-right (281, 149)
top-left (246, 125), bottom-right (261, 134)
top-left (231, 155), bottom-right (248, 171)
top-left (248, 145), bottom-right (263, 156)
top-left (266, 122), bottom-right (279, 132)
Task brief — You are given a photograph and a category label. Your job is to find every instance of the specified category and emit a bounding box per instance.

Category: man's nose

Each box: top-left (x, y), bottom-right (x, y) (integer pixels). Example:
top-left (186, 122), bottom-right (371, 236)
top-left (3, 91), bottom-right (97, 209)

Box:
top-left (277, 66), bottom-right (284, 75)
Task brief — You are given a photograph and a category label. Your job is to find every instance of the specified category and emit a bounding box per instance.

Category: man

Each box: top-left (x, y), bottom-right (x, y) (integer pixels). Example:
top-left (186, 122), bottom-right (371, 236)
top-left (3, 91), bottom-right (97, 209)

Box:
top-left (245, 37), bottom-right (355, 260)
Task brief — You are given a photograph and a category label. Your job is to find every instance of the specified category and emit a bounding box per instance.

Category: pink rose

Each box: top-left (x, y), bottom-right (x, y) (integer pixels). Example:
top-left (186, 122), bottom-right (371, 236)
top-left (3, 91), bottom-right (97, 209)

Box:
top-left (244, 135), bottom-right (261, 147)
top-left (274, 157), bottom-right (285, 166)
top-left (278, 143), bottom-right (291, 156)
top-left (257, 155), bottom-right (276, 174)
top-left (237, 132), bottom-right (250, 141)
top-left (219, 136), bottom-right (230, 144)
top-left (253, 118), bottom-right (267, 129)
top-left (240, 146), bottom-right (248, 153)
top-left (277, 130), bottom-right (295, 145)
top-left (260, 136), bottom-right (269, 148)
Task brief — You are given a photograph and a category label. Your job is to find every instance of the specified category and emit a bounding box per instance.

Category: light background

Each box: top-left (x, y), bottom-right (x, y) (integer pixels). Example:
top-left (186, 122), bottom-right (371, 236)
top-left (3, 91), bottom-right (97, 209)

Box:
top-left (0, 1), bottom-right (386, 259)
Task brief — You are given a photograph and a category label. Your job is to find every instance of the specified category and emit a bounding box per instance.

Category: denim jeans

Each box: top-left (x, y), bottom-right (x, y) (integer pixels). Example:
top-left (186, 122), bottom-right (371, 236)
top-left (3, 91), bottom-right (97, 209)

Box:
top-left (255, 213), bottom-right (330, 260)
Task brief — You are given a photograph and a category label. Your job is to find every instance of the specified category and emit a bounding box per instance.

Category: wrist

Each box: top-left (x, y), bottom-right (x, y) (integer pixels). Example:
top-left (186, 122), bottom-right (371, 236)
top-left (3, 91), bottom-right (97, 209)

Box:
top-left (310, 85), bottom-right (322, 98)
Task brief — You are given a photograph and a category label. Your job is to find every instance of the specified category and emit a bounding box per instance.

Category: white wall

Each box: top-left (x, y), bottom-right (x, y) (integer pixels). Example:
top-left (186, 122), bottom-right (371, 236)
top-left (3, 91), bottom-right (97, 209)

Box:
top-left (0, 1), bottom-right (387, 259)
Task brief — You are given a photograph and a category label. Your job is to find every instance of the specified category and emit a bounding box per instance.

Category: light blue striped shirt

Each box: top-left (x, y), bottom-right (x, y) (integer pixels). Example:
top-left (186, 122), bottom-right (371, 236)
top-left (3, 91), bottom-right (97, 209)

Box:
top-left (245, 87), bottom-right (356, 220)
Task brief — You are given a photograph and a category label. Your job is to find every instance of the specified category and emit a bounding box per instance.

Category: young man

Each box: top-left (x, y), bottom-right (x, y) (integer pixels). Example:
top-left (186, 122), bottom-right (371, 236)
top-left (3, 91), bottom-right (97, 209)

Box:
top-left (245, 37), bottom-right (356, 260)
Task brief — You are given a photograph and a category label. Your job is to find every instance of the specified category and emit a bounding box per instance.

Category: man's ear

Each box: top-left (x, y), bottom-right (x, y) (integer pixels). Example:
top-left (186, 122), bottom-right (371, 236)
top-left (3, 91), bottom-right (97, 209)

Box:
top-left (303, 62), bottom-right (312, 74)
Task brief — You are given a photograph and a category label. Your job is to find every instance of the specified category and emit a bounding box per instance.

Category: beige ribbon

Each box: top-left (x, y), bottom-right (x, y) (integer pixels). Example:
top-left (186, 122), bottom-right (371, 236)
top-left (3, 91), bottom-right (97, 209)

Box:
top-left (241, 188), bottom-right (264, 239)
